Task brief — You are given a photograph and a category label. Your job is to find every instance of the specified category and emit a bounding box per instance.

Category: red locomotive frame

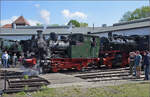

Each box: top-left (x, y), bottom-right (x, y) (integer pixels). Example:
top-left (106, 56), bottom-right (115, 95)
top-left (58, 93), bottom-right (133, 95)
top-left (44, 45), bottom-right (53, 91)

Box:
top-left (99, 50), bottom-right (129, 68)
top-left (23, 58), bottom-right (100, 72)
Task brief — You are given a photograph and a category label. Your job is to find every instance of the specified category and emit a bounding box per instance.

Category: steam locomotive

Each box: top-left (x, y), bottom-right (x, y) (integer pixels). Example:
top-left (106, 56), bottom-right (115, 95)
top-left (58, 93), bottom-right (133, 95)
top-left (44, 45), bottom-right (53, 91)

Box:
top-left (0, 30), bottom-right (149, 72)
top-left (99, 34), bottom-right (150, 68)
top-left (20, 30), bottom-right (100, 72)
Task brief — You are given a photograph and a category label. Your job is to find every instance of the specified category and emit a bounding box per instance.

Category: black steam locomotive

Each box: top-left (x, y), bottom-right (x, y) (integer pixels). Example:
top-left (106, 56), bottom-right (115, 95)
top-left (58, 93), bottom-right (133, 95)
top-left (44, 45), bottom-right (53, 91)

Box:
top-left (99, 34), bottom-right (150, 68)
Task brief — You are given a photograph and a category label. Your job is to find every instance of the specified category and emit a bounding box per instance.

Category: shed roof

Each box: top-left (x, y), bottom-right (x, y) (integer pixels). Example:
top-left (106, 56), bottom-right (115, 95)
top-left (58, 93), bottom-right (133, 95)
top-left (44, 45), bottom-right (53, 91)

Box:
top-left (92, 17), bottom-right (150, 34)
top-left (13, 16), bottom-right (30, 25)
top-left (2, 24), bottom-right (12, 28)
top-left (0, 17), bottom-right (150, 36)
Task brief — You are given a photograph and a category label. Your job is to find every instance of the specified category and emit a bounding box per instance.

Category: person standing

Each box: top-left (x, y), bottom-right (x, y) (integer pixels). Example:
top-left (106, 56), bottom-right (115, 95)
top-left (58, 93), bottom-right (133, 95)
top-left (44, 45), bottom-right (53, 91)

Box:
top-left (128, 52), bottom-right (136, 75)
top-left (143, 51), bottom-right (150, 80)
top-left (90, 37), bottom-right (96, 57)
top-left (2, 51), bottom-right (9, 68)
top-left (0, 58), bottom-right (2, 67)
top-left (148, 51), bottom-right (150, 75)
top-left (134, 51), bottom-right (142, 78)
top-left (12, 53), bottom-right (17, 67)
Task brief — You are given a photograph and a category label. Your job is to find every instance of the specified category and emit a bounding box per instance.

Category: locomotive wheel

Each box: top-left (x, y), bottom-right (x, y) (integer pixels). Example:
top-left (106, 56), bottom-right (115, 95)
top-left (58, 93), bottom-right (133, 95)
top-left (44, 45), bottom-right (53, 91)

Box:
top-left (88, 62), bottom-right (98, 69)
top-left (39, 66), bottom-right (49, 74)
top-left (98, 58), bottom-right (104, 68)
top-left (76, 66), bottom-right (81, 71)
top-left (81, 67), bottom-right (86, 72)
top-left (52, 68), bottom-right (58, 72)
top-left (97, 64), bottom-right (101, 69)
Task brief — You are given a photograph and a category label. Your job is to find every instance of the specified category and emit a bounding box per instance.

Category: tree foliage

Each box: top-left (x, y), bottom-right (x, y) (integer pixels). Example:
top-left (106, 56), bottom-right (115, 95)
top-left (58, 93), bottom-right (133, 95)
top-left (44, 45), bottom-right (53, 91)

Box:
top-left (36, 23), bottom-right (42, 26)
top-left (68, 20), bottom-right (80, 27)
top-left (67, 20), bottom-right (88, 27)
top-left (80, 22), bottom-right (88, 27)
top-left (51, 24), bottom-right (59, 26)
top-left (120, 6), bottom-right (150, 22)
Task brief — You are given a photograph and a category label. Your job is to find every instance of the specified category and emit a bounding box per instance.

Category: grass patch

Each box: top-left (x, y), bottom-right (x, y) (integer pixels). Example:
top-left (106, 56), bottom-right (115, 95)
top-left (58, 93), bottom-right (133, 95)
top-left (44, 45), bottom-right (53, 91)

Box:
top-left (2, 82), bottom-right (150, 97)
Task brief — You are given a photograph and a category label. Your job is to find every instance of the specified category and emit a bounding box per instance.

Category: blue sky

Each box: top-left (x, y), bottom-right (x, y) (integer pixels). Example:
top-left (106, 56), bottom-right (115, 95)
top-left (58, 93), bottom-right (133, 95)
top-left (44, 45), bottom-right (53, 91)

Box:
top-left (1, 1), bottom-right (149, 27)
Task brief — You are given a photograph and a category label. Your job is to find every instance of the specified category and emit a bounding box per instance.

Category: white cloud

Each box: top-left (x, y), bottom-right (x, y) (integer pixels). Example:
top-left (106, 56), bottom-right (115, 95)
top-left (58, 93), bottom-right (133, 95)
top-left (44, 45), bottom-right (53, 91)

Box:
top-left (0, 16), bottom-right (18, 26)
top-left (34, 4), bottom-right (40, 8)
top-left (62, 9), bottom-right (70, 18)
top-left (62, 9), bottom-right (87, 19)
top-left (40, 9), bottom-right (50, 24)
top-left (28, 20), bottom-right (41, 26)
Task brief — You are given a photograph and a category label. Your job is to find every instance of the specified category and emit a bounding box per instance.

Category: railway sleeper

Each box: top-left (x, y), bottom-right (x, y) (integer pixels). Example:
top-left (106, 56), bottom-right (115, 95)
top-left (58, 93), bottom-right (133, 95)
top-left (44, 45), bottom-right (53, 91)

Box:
top-left (9, 82), bottom-right (49, 88)
top-left (1, 75), bottom-right (38, 79)
top-left (88, 76), bottom-right (145, 82)
top-left (77, 73), bottom-right (130, 79)
top-left (0, 72), bottom-right (22, 76)
top-left (75, 70), bottom-right (129, 77)
top-left (8, 78), bottom-right (49, 83)
top-left (74, 67), bottom-right (130, 74)
top-left (3, 87), bottom-right (42, 94)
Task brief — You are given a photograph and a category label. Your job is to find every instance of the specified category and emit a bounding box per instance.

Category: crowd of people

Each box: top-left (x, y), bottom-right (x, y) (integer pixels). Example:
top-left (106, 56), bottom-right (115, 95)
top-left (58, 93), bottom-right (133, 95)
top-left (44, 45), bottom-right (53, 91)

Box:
top-left (0, 51), bottom-right (18, 68)
top-left (128, 50), bottom-right (150, 80)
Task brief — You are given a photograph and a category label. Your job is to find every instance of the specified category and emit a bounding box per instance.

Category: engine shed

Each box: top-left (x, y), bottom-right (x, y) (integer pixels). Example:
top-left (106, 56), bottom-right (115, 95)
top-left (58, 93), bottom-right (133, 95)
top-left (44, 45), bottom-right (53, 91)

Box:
top-left (92, 17), bottom-right (150, 50)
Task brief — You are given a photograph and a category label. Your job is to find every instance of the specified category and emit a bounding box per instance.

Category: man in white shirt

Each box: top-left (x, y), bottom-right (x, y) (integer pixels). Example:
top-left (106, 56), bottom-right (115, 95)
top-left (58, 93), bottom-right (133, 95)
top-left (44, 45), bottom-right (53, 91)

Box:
top-left (2, 51), bottom-right (9, 68)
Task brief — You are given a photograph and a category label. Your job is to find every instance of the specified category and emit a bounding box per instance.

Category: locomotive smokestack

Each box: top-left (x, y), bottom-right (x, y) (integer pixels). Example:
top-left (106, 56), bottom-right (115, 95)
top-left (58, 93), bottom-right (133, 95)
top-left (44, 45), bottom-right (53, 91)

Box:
top-left (37, 30), bottom-right (43, 38)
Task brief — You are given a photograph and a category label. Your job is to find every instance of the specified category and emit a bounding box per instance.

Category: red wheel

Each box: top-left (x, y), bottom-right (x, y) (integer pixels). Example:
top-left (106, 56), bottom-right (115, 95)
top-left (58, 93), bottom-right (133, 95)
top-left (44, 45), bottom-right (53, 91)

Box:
top-left (77, 66), bottom-right (81, 71)
top-left (52, 68), bottom-right (58, 72)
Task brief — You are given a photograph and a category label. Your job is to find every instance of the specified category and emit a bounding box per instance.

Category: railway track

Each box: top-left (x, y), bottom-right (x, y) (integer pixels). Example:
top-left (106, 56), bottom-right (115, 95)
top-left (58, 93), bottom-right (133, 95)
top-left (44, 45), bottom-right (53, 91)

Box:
top-left (72, 67), bottom-right (145, 82)
top-left (61, 67), bottom-right (130, 75)
top-left (0, 70), bottom-right (50, 94)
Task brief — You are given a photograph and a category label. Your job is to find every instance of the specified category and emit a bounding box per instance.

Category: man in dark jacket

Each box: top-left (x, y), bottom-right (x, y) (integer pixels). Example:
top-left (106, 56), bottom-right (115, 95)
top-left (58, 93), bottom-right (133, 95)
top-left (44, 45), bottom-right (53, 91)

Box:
top-left (143, 51), bottom-right (150, 80)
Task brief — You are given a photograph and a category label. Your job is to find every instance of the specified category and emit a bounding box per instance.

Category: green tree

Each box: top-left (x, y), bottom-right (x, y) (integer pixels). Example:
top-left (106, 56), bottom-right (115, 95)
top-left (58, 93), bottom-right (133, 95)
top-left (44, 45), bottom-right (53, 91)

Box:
top-left (80, 22), bottom-right (88, 27)
top-left (68, 20), bottom-right (80, 27)
top-left (120, 6), bottom-right (150, 22)
top-left (51, 24), bottom-right (59, 26)
top-left (36, 23), bottom-right (42, 26)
